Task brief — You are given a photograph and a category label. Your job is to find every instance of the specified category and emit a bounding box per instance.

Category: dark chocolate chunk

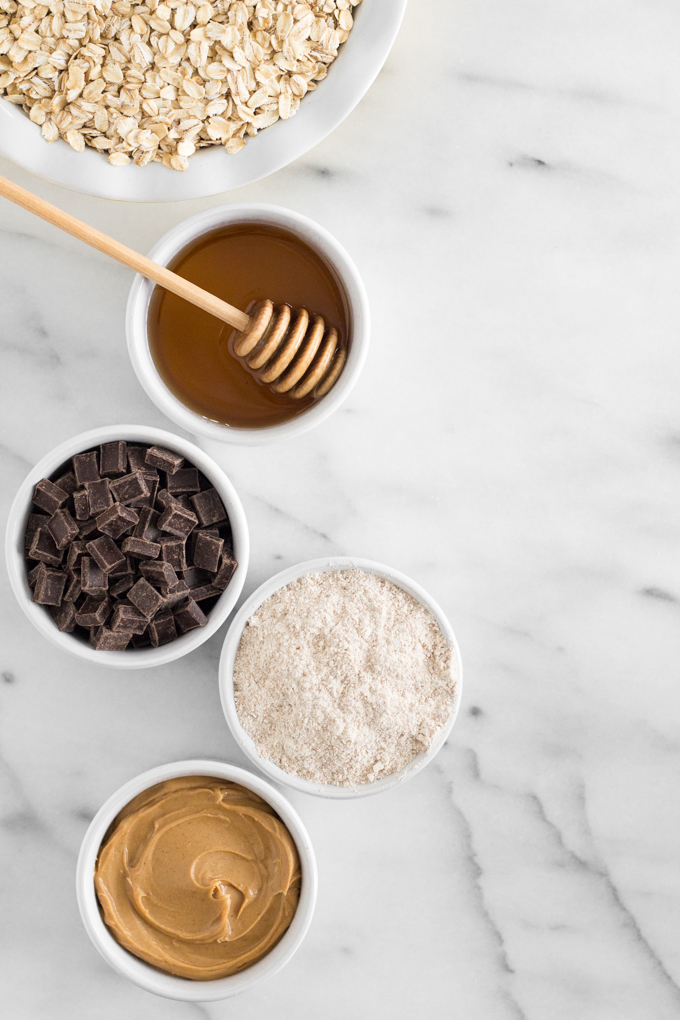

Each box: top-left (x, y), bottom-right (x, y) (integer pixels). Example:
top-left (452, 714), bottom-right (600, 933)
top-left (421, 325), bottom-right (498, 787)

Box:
top-left (140, 560), bottom-right (178, 588)
top-left (76, 596), bottom-right (111, 627)
top-left (66, 540), bottom-right (87, 572)
top-left (187, 583), bottom-right (222, 602)
top-left (192, 531), bottom-right (224, 573)
top-left (110, 575), bottom-right (135, 597)
top-left (25, 512), bottom-right (49, 550)
top-left (73, 451), bottom-right (99, 486)
top-left (128, 577), bottom-right (164, 619)
top-left (24, 440), bottom-right (232, 654)
top-left (174, 598), bottom-right (208, 633)
top-left (190, 488), bottom-right (226, 527)
top-left (93, 627), bottom-right (131, 651)
top-left (108, 553), bottom-right (133, 578)
top-left (187, 526), bottom-right (216, 564)
top-left (77, 517), bottom-right (100, 539)
top-left (85, 478), bottom-right (113, 516)
top-left (167, 467), bottom-right (200, 495)
top-left (73, 489), bottom-right (90, 520)
top-left (149, 609), bottom-right (177, 647)
top-left (159, 536), bottom-right (187, 571)
top-left (109, 472), bottom-right (150, 506)
top-left (29, 527), bottom-right (63, 566)
top-left (54, 470), bottom-right (77, 496)
top-left (213, 553), bottom-right (237, 590)
top-left (86, 535), bottom-right (126, 574)
top-left (49, 600), bottom-right (77, 632)
top-left (81, 556), bottom-right (108, 596)
top-left (128, 475), bottom-right (159, 509)
top-left (121, 536), bottom-right (161, 560)
top-left (158, 503), bottom-right (197, 539)
top-left (145, 445), bottom-right (184, 474)
top-left (64, 571), bottom-right (82, 602)
top-left (190, 524), bottom-right (218, 545)
top-left (32, 563), bottom-right (67, 606)
top-left (158, 580), bottom-right (189, 607)
top-left (127, 446), bottom-right (152, 473)
top-left (156, 489), bottom-right (176, 510)
top-left (33, 478), bottom-right (68, 515)
top-left (47, 508), bottom-right (79, 550)
top-left (96, 502), bottom-right (139, 539)
top-left (111, 603), bottom-right (148, 635)
top-left (133, 507), bottom-right (161, 542)
top-left (99, 441), bottom-right (127, 477)
top-left (182, 566), bottom-right (213, 589)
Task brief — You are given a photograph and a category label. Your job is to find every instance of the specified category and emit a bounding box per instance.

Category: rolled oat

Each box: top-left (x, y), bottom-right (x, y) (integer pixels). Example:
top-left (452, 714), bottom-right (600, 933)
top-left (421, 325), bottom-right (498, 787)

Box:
top-left (0, 0), bottom-right (359, 170)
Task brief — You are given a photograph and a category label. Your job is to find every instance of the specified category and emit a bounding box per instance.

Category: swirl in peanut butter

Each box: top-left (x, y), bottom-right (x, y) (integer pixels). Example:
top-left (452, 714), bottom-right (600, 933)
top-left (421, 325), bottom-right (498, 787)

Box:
top-left (94, 776), bottom-right (301, 980)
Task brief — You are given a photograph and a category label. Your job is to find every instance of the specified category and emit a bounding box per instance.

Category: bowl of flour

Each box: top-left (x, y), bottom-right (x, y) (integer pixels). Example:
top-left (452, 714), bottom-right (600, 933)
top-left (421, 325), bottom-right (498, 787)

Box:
top-left (218, 558), bottom-right (462, 798)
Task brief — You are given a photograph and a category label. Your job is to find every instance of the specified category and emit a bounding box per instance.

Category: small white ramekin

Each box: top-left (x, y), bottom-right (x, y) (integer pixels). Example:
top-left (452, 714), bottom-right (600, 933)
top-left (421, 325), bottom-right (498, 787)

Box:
top-left (126, 203), bottom-right (370, 445)
top-left (76, 759), bottom-right (317, 1001)
top-left (219, 557), bottom-right (463, 799)
top-left (5, 425), bottom-right (249, 669)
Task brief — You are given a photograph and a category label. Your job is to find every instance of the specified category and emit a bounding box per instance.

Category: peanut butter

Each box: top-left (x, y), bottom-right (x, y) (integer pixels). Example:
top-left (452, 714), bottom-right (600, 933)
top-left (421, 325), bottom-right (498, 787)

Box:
top-left (94, 776), bottom-right (301, 980)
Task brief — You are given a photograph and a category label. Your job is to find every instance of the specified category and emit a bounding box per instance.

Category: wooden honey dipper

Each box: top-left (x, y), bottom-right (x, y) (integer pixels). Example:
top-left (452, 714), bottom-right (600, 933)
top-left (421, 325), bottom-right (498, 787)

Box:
top-left (0, 175), bottom-right (346, 401)
top-left (231, 299), bottom-right (345, 399)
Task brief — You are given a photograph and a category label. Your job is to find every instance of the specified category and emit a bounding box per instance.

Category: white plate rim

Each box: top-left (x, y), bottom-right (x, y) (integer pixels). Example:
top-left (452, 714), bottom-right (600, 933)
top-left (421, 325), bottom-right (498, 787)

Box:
top-left (0, 0), bottom-right (408, 202)
top-left (218, 556), bottom-right (463, 799)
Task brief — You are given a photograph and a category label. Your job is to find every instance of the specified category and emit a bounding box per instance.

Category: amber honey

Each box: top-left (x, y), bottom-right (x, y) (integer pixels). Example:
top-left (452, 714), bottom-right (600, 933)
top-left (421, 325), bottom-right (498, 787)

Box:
top-left (148, 223), bottom-right (350, 429)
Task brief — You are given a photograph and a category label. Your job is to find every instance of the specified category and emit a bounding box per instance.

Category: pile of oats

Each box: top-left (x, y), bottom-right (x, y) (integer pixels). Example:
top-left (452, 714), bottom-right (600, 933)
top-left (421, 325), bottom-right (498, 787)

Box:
top-left (0, 0), bottom-right (359, 170)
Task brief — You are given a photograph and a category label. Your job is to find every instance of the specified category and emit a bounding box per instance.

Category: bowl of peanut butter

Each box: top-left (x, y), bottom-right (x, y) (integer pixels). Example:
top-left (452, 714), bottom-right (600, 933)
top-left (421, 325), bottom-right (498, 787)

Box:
top-left (76, 760), bottom-right (317, 1001)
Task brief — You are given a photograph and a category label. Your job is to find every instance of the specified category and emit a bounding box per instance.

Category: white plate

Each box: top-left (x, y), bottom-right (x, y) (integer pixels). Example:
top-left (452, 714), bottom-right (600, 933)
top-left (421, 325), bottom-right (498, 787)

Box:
top-left (0, 0), bottom-right (408, 202)
top-left (219, 557), bottom-right (463, 799)
top-left (76, 760), bottom-right (317, 1001)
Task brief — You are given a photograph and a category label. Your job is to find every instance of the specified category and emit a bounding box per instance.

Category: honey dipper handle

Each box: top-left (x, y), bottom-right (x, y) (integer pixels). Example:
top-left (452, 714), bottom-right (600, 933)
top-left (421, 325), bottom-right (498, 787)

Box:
top-left (0, 175), bottom-right (251, 332)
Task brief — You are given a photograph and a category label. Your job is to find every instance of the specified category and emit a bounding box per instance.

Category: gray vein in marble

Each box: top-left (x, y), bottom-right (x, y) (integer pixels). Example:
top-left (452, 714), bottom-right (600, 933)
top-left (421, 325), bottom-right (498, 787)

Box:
top-left (640, 587), bottom-right (677, 603)
top-left (453, 70), bottom-right (644, 108)
top-left (0, 227), bottom-right (65, 248)
top-left (433, 756), bottom-right (528, 1020)
top-left (0, 271), bottom-right (64, 368)
top-left (507, 156), bottom-right (550, 172)
top-left (0, 441), bottom-right (33, 471)
top-left (0, 746), bottom-right (70, 856)
top-left (190, 1004), bottom-right (211, 1019)
top-left (422, 205), bottom-right (453, 219)
top-left (530, 789), bottom-right (680, 1005)
top-left (506, 152), bottom-right (629, 190)
top-left (245, 492), bottom-right (336, 546)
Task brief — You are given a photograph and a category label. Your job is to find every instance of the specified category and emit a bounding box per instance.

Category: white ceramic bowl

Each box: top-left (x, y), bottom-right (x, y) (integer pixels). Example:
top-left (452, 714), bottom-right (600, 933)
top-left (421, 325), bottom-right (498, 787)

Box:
top-left (127, 203), bottom-right (369, 445)
top-left (76, 759), bottom-right (317, 1001)
top-left (219, 557), bottom-right (463, 798)
top-left (0, 0), bottom-right (408, 202)
top-left (5, 425), bottom-right (249, 668)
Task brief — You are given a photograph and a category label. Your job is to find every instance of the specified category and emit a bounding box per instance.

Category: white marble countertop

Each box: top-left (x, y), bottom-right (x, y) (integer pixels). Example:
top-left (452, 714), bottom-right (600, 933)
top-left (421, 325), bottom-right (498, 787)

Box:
top-left (2, 0), bottom-right (680, 1017)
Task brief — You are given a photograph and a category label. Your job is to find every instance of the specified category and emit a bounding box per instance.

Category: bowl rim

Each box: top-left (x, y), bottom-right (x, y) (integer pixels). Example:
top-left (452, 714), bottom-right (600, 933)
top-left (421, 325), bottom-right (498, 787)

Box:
top-left (5, 425), bottom-right (249, 669)
top-left (75, 758), bottom-right (317, 1002)
top-left (126, 202), bottom-right (370, 446)
top-left (0, 0), bottom-right (409, 202)
top-left (218, 557), bottom-right (463, 798)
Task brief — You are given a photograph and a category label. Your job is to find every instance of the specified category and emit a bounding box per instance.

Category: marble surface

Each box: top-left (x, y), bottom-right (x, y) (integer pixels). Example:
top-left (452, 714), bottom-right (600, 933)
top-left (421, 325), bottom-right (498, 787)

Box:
top-left (1, 0), bottom-right (680, 1017)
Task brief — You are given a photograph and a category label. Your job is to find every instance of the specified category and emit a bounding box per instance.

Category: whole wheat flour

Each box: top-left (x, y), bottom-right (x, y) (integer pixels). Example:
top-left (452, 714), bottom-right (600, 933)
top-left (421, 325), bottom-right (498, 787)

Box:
top-left (233, 569), bottom-right (457, 786)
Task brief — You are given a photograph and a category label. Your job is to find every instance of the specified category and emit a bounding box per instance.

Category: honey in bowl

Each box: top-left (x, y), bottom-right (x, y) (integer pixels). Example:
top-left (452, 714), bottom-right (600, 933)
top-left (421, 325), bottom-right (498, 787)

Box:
top-left (148, 223), bottom-right (350, 429)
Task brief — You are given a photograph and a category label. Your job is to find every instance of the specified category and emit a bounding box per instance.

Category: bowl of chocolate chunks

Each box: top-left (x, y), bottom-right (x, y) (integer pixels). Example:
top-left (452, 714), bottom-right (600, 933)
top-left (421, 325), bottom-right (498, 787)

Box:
top-left (5, 426), bottom-right (249, 668)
